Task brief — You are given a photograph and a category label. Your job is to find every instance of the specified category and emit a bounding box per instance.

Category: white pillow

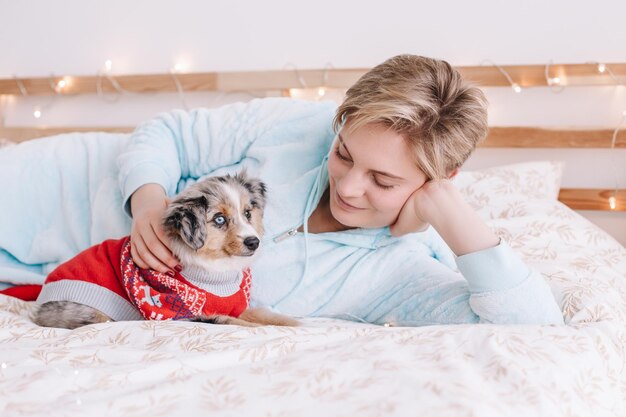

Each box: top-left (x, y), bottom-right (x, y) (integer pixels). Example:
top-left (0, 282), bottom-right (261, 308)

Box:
top-left (452, 160), bottom-right (564, 220)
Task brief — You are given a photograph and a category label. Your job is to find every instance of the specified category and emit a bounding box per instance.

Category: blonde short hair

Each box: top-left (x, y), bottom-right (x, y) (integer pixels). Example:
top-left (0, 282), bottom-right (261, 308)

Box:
top-left (333, 55), bottom-right (488, 180)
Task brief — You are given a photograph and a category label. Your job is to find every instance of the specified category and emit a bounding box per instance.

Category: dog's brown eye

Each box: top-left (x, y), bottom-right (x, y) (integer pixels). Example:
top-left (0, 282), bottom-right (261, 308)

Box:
top-left (213, 215), bottom-right (226, 226)
top-left (244, 210), bottom-right (252, 220)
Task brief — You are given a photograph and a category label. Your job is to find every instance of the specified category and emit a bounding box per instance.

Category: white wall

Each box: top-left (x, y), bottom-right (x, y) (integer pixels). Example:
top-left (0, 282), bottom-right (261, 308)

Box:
top-left (1, 0), bottom-right (625, 245)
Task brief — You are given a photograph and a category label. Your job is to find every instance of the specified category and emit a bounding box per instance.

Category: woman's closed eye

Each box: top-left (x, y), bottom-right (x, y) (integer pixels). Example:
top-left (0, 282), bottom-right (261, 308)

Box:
top-left (334, 146), bottom-right (396, 190)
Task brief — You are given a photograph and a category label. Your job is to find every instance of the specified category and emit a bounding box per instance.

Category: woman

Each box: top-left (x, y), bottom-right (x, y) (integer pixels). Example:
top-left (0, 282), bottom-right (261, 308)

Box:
top-left (0, 55), bottom-right (564, 326)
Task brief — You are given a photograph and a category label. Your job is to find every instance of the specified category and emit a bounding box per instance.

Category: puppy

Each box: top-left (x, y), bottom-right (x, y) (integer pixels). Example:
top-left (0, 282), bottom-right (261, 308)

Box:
top-left (33, 172), bottom-right (297, 329)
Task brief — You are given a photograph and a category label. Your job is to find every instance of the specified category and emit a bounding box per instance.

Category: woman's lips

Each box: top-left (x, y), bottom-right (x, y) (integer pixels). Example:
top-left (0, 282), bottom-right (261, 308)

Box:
top-left (335, 191), bottom-right (365, 211)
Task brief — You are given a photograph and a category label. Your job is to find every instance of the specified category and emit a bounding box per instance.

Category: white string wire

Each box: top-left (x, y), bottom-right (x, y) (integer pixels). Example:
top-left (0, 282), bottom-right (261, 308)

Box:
top-left (322, 62), bottom-right (333, 86)
top-left (169, 69), bottom-right (189, 110)
top-left (544, 60), bottom-right (565, 93)
top-left (13, 75), bottom-right (28, 96)
top-left (96, 69), bottom-right (125, 103)
top-left (282, 62), bottom-right (308, 89)
top-left (609, 112), bottom-right (624, 207)
top-left (314, 62), bottom-right (335, 100)
top-left (480, 59), bottom-right (521, 92)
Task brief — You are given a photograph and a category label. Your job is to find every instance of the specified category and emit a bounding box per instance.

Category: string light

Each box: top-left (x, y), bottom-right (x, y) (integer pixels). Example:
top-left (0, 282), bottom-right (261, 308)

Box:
top-left (104, 59), bottom-right (113, 73)
top-left (545, 61), bottom-right (565, 93)
top-left (33, 106), bottom-right (42, 119)
top-left (171, 62), bottom-right (186, 73)
top-left (587, 61), bottom-right (626, 86)
top-left (608, 196), bottom-right (617, 210)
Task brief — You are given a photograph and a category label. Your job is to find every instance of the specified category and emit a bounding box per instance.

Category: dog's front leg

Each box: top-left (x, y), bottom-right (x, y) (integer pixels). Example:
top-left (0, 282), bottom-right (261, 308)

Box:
top-left (238, 307), bottom-right (299, 326)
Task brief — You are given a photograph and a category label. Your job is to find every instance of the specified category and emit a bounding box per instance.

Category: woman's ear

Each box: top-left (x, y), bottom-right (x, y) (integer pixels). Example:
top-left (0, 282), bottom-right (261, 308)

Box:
top-left (447, 168), bottom-right (459, 179)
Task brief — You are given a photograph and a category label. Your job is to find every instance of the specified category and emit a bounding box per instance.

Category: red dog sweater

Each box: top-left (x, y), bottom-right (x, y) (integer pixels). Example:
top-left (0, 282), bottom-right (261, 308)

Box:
top-left (37, 236), bottom-right (251, 321)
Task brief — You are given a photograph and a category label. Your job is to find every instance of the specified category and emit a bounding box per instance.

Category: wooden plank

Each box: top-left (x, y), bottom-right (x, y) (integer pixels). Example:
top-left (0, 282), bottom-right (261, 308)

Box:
top-left (0, 73), bottom-right (218, 95)
top-left (558, 188), bottom-right (625, 211)
top-left (483, 127), bottom-right (626, 148)
top-left (0, 127), bottom-right (133, 143)
top-left (2, 62), bottom-right (626, 95)
top-left (4, 126), bottom-right (626, 148)
top-left (459, 63), bottom-right (626, 87)
top-left (1, 126), bottom-right (623, 212)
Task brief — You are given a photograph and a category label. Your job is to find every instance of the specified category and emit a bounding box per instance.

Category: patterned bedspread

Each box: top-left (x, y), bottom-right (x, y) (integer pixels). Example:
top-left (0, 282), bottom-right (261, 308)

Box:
top-left (0, 161), bottom-right (624, 416)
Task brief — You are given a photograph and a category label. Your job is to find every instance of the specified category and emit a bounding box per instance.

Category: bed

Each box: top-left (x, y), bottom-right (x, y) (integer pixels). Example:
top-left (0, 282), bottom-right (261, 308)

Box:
top-left (0, 160), bottom-right (624, 417)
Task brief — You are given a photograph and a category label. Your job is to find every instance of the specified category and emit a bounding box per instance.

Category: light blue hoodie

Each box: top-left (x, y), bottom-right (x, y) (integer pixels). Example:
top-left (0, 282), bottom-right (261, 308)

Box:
top-left (0, 98), bottom-right (564, 326)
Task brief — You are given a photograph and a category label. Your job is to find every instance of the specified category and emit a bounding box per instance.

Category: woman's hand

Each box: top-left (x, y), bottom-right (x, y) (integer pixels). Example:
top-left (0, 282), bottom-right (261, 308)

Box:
top-left (390, 179), bottom-right (445, 237)
top-left (130, 183), bottom-right (181, 274)
top-left (390, 179), bottom-right (500, 256)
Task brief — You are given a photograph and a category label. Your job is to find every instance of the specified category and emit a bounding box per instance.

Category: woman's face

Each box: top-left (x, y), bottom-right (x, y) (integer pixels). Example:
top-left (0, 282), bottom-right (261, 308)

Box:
top-left (327, 122), bottom-right (429, 229)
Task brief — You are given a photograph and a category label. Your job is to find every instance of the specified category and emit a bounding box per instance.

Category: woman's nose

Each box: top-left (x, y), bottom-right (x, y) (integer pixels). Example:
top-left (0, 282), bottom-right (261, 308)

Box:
top-left (336, 169), bottom-right (366, 197)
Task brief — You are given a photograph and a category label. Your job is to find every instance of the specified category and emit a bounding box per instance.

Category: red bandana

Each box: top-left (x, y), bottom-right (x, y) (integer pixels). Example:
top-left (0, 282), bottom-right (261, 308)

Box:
top-left (120, 239), bottom-right (251, 320)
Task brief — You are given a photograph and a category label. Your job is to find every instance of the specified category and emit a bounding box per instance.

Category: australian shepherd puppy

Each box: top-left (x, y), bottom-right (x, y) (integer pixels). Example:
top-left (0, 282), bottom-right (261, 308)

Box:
top-left (33, 171), bottom-right (297, 329)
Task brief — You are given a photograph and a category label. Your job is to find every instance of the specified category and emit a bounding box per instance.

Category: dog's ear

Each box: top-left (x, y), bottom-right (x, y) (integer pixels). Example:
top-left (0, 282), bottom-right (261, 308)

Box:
top-left (162, 196), bottom-right (208, 250)
top-left (235, 171), bottom-right (267, 210)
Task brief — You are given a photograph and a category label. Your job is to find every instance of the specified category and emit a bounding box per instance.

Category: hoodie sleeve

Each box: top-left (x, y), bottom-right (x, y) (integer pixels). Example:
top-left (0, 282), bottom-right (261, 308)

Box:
top-left (456, 240), bottom-right (565, 325)
top-left (116, 98), bottom-right (336, 217)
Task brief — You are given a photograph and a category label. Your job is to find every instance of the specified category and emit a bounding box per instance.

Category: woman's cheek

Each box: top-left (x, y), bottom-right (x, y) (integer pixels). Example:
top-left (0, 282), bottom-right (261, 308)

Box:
top-left (327, 154), bottom-right (344, 180)
top-left (372, 189), bottom-right (411, 215)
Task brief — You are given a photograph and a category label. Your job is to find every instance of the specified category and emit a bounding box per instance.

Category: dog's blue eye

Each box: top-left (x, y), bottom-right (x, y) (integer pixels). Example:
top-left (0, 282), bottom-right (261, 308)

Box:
top-left (244, 210), bottom-right (252, 220)
top-left (214, 215), bottom-right (226, 225)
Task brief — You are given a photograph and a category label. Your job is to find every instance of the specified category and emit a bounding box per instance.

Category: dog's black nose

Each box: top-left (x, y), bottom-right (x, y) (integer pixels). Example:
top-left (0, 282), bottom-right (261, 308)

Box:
top-left (243, 236), bottom-right (260, 251)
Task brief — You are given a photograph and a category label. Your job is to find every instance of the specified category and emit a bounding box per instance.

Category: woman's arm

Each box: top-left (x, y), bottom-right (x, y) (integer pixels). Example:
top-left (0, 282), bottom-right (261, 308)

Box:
top-left (391, 180), bottom-right (500, 256)
top-left (117, 98), bottom-right (337, 271)
top-left (390, 179), bottom-right (564, 325)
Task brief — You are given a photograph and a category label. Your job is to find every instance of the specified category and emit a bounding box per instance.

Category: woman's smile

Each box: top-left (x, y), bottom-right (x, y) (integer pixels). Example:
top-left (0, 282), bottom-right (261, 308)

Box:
top-left (334, 190), bottom-right (366, 211)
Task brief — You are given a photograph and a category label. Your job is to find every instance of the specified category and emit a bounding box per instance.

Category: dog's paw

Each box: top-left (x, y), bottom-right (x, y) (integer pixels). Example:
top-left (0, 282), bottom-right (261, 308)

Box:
top-left (181, 314), bottom-right (261, 327)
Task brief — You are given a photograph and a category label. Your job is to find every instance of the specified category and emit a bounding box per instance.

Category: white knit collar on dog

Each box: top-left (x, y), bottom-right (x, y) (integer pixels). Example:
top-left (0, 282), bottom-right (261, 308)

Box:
top-left (180, 265), bottom-right (244, 297)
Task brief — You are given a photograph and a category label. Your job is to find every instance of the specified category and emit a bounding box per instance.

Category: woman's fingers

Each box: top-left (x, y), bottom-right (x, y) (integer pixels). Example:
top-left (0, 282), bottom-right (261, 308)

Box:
top-left (132, 229), bottom-right (174, 274)
top-left (130, 240), bottom-right (149, 269)
top-left (149, 221), bottom-right (181, 271)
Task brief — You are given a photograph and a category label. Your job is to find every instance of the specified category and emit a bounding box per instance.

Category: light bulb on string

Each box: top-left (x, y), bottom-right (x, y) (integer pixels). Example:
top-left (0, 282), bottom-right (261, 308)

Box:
top-left (104, 60), bottom-right (113, 73)
top-left (33, 107), bottom-right (42, 119)
top-left (598, 63), bottom-right (606, 73)
top-left (608, 195), bottom-right (617, 210)
top-left (317, 87), bottom-right (326, 97)
top-left (512, 83), bottom-right (522, 93)
top-left (171, 62), bottom-right (186, 73)
top-left (55, 78), bottom-right (68, 93)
